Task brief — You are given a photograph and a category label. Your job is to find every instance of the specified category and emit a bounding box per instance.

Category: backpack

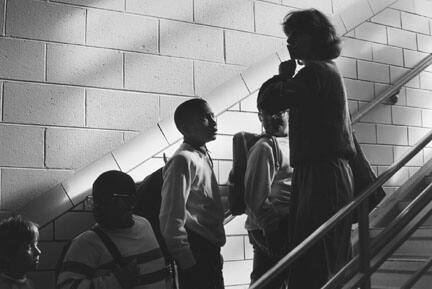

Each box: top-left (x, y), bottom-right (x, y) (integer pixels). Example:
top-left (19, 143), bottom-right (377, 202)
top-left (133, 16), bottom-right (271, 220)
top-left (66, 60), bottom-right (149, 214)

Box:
top-left (133, 167), bottom-right (170, 259)
top-left (228, 132), bottom-right (281, 216)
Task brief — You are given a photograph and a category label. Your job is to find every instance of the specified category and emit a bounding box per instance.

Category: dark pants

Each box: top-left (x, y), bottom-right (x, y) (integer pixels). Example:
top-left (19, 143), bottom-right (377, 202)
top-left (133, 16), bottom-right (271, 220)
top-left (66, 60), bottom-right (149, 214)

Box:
top-left (288, 158), bottom-right (354, 289)
top-left (248, 216), bottom-right (289, 289)
top-left (177, 229), bottom-right (224, 289)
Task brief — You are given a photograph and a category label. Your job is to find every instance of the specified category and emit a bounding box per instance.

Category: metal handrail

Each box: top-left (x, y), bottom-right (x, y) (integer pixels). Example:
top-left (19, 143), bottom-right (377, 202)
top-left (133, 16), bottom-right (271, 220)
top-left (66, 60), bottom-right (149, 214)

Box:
top-left (249, 129), bottom-right (432, 288)
top-left (352, 54), bottom-right (432, 123)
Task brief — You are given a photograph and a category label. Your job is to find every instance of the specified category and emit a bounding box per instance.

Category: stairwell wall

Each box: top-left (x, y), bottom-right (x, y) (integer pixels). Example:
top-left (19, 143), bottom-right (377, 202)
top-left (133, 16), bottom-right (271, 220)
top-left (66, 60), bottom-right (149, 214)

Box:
top-left (0, 0), bottom-right (431, 288)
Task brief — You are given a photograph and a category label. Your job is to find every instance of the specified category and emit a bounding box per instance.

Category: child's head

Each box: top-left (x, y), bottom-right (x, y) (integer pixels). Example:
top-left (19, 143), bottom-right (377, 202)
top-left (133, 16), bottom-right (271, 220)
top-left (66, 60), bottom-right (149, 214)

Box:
top-left (282, 9), bottom-right (341, 61)
top-left (257, 80), bottom-right (288, 137)
top-left (92, 170), bottom-right (136, 229)
top-left (0, 216), bottom-right (40, 278)
top-left (174, 98), bottom-right (217, 146)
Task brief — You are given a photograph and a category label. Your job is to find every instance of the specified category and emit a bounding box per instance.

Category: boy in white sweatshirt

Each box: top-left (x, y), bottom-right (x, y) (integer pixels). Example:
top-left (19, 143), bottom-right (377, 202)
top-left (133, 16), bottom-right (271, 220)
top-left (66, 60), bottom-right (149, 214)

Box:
top-left (159, 98), bottom-right (225, 289)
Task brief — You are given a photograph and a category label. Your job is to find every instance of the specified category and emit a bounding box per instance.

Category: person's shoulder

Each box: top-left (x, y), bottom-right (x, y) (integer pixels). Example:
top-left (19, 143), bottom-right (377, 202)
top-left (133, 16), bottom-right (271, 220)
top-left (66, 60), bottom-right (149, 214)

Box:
top-left (249, 137), bottom-right (274, 156)
top-left (132, 215), bottom-right (152, 229)
top-left (68, 229), bottom-right (102, 253)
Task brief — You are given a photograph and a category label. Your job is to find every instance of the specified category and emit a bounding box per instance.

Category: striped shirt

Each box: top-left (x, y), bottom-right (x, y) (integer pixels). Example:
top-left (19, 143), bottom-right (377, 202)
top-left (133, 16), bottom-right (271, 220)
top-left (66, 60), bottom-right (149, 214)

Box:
top-left (57, 215), bottom-right (171, 289)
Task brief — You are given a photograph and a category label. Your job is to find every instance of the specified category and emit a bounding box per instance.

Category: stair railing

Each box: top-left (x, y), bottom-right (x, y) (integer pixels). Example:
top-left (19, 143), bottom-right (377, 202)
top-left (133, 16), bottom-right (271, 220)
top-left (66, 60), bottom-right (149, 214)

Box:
top-left (248, 129), bottom-right (432, 289)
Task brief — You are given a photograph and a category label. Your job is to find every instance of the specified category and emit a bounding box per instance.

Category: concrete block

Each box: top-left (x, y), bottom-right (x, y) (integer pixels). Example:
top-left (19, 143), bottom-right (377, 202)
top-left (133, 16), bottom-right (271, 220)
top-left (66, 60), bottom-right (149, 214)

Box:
top-left (371, 8), bottom-right (401, 28)
top-left (62, 154), bottom-right (120, 204)
top-left (359, 103), bottom-right (392, 124)
top-left (158, 117), bottom-right (182, 144)
top-left (372, 44), bottom-right (403, 66)
top-left (420, 72), bottom-right (432, 90)
top-left (223, 260), bottom-right (253, 286)
top-left (160, 20), bottom-right (223, 62)
top-left (0, 39), bottom-right (44, 81)
top-left (378, 166), bottom-right (410, 186)
top-left (127, 157), bottom-right (165, 182)
top-left (0, 125), bottom-right (44, 167)
top-left (392, 106), bottom-right (422, 126)
top-left (87, 9), bottom-right (158, 53)
top-left (27, 271), bottom-right (55, 289)
top-left (46, 128), bottom-right (123, 170)
top-left (217, 111), bottom-right (261, 135)
top-left (52, 0), bottom-right (124, 11)
top-left (344, 79), bottom-right (374, 101)
top-left (341, 38), bottom-right (373, 60)
top-left (240, 92), bottom-right (258, 113)
top-left (159, 95), bottom-right (189, 121)
top-left (0, 0), bottom-right (3, 35)
top-left (358, 60), bottom-right (390, 83)
top-left (282, 0), bottom-right (332, 14)
top-left (361, 144), bottom-right (394, 165)
top-left (55, 211), bottom-right (94, 240)
top-left (218, 160), bottom-right (232, 184)
top-left (418, 34), bottom-right (432, 53)
top-left (407, 88), bottom-right (432, 109)
top-left (422, 110), bottom-right (432, 128)
top-left (391, 0), bottom-right (416, 13)
top-left (195, 0), bottom-right (254, 32)
top-left (47, 44), bottom-right (122, 89)
top-left (349, 100), bottom-right (359, 115)
top-left (388, 27), bottom-right (417, 50)
top-left (331, 15), bottom-right (347, 37)
top-left (409, 126), bottom-right (432, 147)
top-left (39, 224), bottom-right (54, 241)
top-left (194, 61), bottom-right (244, 97)
top-left (424, 147), bottom-right (432, 161)
top-left (338, 0), bottom-right (374, 31)
top-left (355, 22), bottom-right (387, 44)
top-left (124, 53), bottom-right (194, 95)
top-left (390, 66), bottom-right (420, 88)
top-left (3, 82), bottom-right (85, 126)
top-left (241, 53), bottom-right (280, 93)
top-left (224, 214), bottom-right (247, 235)
top-left (206, 135), bottom-right (232, 160)
top-left (112, 126), bottom-right (168, 172)
top-left (377, 124), bottom-right (408, 145)
top-left (126, 0), bottom-right (193, 21)
top-left (204, 75), bottom-right (250, 116)
top-left (19, 183), bottom-right (73, 227)
top-left (367, 0), bottom-right (398, 14)
top-left (255, 2), bottom-right (294, 37)
top-left (335, 57), bottom-right (357, 78)
top-left (1, 168), bottom-right (72, 211)
top-left (353, 123), bottom-right (376, 143)
top-left (38, 241), bottom-right (67, 270)
top-left (414, 0), bottom-right (432, 18)
top-left (86, 89), bottom-right (159, 131)
top-left (7, 0), bottom-right (85, 44)
top-left (225, 30), bottom-right (285, 66)
top-left (394, 145), bottom-right (424, 166)
top-left (404, 49), bottom-right (429, 68)
top-left (222, 236), bottom-right (245, 261)
top-left (401, 12), bottom-right (430, 34)
top-left (244, 236), bottom-right (253, 260)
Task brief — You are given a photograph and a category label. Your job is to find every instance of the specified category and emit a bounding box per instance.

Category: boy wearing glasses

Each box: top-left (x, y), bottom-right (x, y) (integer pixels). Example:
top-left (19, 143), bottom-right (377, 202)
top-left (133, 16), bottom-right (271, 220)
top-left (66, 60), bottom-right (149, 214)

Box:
top-left (244, 79), bottom-right (292, 289)
top-left (57, 170), bottom-right (171, 289)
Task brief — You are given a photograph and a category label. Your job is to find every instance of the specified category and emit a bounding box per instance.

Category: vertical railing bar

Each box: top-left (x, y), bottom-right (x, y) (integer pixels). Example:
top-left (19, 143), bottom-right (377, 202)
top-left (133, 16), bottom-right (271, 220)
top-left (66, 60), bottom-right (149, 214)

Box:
top-left (358, 200), bottom-right (371, 289)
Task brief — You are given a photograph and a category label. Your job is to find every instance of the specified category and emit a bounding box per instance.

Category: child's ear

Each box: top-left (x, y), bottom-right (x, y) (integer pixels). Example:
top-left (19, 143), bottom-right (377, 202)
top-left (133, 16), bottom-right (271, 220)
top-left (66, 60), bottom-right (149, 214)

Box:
top-left (258, 111), bottom-right (264, 123)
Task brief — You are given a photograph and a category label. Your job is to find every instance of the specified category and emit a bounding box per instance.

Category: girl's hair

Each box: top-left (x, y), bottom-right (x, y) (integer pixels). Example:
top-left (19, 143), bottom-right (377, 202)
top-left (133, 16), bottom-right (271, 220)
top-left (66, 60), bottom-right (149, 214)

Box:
top-left (283, 9), bottom-right (341, 60)
top-left (0, 216), bottom-right (39, 265)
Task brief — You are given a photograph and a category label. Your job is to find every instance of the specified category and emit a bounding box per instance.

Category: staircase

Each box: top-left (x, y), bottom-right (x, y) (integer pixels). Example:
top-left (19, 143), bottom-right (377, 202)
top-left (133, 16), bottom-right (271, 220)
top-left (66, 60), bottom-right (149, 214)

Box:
top-left (369, 174), bottom-right (432, 288)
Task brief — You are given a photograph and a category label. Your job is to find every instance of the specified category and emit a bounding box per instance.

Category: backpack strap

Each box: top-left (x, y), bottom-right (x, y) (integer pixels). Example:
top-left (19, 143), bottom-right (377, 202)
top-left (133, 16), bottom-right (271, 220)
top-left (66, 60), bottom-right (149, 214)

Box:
top-left (262, 134), bottom-right (282, 169)
top-left (91, 225), bottom-right (126, 267)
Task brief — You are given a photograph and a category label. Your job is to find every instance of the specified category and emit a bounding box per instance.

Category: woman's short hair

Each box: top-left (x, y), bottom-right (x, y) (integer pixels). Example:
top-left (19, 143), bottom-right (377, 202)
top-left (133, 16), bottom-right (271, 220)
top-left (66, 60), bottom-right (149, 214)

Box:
top-left (283, 9), bottom-right (341, 60)
top-left (0, 216), bottom-right (38, 264)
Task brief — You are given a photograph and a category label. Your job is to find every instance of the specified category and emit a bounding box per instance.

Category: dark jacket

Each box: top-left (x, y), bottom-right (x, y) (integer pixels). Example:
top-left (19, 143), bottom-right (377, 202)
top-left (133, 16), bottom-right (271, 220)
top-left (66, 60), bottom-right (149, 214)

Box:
top-left (261, 61), bottom-right (356, 167)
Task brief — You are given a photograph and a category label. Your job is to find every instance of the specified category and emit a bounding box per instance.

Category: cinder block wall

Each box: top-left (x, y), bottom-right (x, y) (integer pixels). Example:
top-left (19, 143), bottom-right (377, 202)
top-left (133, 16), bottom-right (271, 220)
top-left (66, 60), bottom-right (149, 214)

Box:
top-left (0, 0), bottom-right (431, 288)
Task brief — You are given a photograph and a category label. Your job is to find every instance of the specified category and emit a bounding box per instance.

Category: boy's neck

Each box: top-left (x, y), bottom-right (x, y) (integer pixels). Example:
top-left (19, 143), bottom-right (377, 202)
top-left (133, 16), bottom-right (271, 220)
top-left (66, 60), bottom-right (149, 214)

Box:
top-left (183, 137), bottom-right (206, 151)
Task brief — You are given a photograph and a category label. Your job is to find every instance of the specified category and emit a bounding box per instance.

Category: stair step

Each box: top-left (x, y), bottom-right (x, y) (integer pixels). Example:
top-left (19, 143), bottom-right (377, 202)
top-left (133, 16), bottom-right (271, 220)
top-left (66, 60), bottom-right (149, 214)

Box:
top-left (370, 227), bottom-right (432, 240)
top-left (372, 271), bottom-right (432, 289)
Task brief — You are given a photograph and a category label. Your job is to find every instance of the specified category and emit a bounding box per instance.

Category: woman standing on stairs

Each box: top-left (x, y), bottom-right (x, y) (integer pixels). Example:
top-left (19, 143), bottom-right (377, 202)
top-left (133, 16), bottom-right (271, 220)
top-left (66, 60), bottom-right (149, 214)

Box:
top-left (258, 9), bottom-right (357, 289)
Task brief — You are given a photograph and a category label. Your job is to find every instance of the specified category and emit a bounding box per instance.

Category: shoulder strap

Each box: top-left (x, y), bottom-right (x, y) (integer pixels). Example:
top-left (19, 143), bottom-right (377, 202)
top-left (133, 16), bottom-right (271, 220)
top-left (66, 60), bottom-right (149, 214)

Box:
top-left (261, 134), bottom-right (282, 169)
top-left (92, 226), bottom-right (126, 267)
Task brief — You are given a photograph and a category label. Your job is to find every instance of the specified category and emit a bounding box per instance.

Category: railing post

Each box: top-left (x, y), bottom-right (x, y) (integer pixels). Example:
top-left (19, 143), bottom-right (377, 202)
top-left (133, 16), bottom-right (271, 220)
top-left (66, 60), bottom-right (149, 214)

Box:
top-left (358, 200), bottom-right (371, 289)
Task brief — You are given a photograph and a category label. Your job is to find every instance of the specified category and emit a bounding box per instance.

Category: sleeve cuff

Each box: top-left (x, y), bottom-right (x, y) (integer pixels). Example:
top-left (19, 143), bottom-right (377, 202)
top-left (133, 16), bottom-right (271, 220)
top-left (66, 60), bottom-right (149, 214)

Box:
top-left (175, 251), bottom-right (197, 269)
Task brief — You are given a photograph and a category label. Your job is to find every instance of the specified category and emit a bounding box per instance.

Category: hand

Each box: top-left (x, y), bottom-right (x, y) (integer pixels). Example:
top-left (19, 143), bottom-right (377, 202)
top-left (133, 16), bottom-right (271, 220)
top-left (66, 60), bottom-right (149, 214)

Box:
top-left (279, 60), bottom-right (296, 79)
top-left (113, 258), bottom-right (139, 289)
